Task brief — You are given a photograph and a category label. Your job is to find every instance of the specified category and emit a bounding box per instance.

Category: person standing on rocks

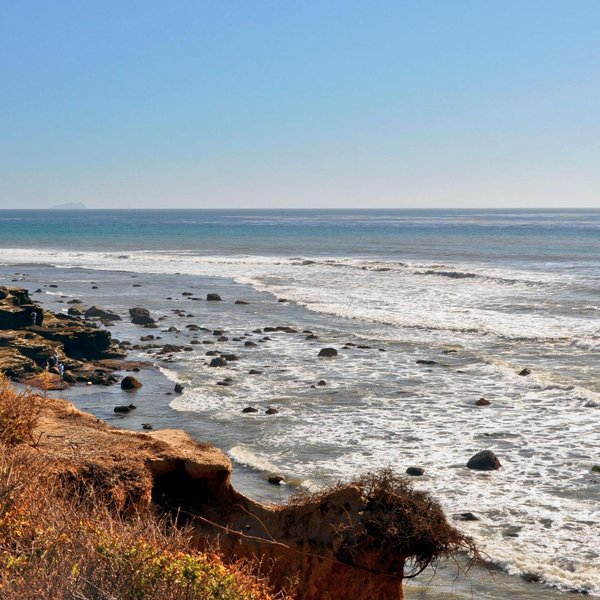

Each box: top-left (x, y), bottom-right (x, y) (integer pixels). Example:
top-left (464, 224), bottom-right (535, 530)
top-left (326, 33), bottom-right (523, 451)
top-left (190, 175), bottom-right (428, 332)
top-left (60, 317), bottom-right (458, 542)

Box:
top-left (30, 310), bottom-right (37, 326)
top-left (58, 363), bottom-right (65, 381)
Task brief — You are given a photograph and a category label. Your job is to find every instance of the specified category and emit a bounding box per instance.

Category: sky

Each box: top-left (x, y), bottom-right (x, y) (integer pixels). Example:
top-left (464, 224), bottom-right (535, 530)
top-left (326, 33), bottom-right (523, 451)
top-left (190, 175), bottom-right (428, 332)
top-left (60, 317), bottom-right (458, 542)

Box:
top-left (1, 1), bottom-right (599, 209)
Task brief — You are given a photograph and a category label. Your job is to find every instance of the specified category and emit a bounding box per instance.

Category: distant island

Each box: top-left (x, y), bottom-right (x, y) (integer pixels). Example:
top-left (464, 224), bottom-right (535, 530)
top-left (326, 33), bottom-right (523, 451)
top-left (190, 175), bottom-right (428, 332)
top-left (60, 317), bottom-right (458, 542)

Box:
top-left (50, 202), bottom-right (88, 210)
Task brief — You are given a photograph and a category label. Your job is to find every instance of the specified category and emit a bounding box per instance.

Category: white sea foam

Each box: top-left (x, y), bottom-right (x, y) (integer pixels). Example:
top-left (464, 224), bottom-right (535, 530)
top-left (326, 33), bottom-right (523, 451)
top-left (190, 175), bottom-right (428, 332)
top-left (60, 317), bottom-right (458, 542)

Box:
top-left (3, 245), bottom-right (600, 595)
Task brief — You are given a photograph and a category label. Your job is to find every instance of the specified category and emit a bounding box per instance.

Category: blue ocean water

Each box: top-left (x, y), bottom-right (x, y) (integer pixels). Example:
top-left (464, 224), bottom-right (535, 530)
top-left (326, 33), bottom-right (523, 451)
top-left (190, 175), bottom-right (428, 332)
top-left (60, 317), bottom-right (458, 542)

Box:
top-left (0, 208), bottom-right (598, 265)
top-left (1, 208), bottom-right (599, 597)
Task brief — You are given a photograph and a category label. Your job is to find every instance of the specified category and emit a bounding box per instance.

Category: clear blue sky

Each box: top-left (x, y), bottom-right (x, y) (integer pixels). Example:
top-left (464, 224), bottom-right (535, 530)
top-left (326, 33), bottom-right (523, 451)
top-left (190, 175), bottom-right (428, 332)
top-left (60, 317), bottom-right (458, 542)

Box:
top-left (1, 1), bottom-right (599, 209)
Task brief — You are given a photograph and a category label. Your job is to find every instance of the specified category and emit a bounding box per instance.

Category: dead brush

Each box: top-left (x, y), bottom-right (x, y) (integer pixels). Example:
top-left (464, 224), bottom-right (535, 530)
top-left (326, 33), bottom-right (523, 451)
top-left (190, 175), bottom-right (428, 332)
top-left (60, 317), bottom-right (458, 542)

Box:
top-left (291, 468), bottom-right (479, 579)
top-left (0, 374), bottom-right (43, 447)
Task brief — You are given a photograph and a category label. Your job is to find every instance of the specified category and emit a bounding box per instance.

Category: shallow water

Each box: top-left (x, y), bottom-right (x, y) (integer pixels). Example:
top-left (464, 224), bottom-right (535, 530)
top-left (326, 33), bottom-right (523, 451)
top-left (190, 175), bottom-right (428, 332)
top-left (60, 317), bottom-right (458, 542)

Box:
top-left (1, 209), bottom-right (598, 597)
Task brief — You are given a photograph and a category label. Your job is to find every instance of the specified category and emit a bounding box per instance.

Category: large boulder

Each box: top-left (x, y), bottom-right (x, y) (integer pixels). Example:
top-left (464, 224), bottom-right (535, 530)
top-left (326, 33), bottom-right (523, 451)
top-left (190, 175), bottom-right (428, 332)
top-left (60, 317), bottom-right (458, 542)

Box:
top-left (129, 307), bottom-right (155, 325)
top-left (318, 347), bottom-right (338, 358)
top-left (467, 450), bottom-right (501, 471)
top-left (121, 376), bottom-right (142, 391)
top-left (206, 293), bottom-right (222, 302)
top-left (85, 305), bottom-right (121, 321)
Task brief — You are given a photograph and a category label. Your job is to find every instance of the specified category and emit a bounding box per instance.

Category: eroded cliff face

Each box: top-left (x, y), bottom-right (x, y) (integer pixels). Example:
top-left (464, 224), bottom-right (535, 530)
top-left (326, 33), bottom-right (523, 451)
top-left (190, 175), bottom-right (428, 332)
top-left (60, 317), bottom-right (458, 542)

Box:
top-left (31, 398), bottom-right (406, 600)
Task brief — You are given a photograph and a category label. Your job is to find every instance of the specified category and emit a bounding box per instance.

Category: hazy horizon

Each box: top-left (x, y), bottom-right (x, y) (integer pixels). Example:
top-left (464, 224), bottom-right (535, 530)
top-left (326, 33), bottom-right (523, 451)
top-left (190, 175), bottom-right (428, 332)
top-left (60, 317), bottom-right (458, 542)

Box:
top-left (2, 1), bottom-right (599, 210)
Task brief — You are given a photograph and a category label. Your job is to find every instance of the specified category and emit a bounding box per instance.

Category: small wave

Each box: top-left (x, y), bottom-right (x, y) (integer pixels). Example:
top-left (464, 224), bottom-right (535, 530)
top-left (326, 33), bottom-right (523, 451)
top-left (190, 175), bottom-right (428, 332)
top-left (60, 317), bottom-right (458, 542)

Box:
top-left (229, 445), bottom-right (281, 474)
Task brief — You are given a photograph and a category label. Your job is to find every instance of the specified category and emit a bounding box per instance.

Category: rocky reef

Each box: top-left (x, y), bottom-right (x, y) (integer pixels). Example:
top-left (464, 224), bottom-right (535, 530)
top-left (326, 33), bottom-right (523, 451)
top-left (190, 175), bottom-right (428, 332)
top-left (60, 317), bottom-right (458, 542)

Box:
top-left (0, 286), bottom-right (134, 388)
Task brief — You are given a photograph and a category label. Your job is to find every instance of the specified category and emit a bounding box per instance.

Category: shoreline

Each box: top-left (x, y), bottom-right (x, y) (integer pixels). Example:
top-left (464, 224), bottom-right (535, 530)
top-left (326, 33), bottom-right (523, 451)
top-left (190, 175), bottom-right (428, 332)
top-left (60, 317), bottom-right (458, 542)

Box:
top-left (1, 267), bottom-right (597, 598)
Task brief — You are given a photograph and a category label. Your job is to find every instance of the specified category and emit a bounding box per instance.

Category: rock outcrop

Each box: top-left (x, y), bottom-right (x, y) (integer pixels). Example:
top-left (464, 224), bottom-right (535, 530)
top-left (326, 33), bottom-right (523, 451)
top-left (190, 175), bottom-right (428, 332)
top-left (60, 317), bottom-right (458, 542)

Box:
top-left (0, 287), bottom-right (128, 386)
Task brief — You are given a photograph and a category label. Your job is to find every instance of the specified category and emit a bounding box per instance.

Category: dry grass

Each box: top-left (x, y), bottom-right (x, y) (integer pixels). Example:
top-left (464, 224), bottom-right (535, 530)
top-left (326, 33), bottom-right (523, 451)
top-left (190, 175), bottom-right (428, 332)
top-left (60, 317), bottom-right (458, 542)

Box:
top-left (0, 377), bottom-right (283, 600)
top-left (0, 374), bottom-right (42, 447)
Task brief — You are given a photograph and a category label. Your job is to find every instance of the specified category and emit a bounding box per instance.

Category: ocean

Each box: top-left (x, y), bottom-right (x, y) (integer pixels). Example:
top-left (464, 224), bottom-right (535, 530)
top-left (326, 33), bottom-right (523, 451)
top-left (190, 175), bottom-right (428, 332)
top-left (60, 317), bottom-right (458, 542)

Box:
top-left (0, 209), bottom-right (598, 598)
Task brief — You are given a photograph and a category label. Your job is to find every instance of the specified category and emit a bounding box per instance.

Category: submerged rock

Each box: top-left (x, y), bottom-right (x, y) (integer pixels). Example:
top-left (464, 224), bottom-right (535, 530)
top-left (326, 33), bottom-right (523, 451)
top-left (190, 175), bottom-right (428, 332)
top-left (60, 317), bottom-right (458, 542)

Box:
top-left (209, 357), bottom-right (227, 367)
top-left (85, 305), bottom-right (121, 321)
top-left (207, 293), bottom-right (222, 301)
top-left (518, 368), bottom-right (532, 376)
top-left (475, 398), bottom-right (491, 406)
top-left (242, 406), bottom-right (258, 413)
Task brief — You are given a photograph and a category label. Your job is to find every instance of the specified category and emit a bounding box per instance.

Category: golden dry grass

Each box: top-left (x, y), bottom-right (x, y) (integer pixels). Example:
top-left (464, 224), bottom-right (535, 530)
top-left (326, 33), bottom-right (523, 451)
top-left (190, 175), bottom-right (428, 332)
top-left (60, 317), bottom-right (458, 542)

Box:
top-left (0, 377), bottom-right (283, 600)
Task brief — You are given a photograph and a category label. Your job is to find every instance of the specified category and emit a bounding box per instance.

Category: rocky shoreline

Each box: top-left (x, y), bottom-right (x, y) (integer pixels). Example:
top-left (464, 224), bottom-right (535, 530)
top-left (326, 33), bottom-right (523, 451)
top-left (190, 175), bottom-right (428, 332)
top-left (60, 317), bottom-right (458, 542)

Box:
top-left (0, 283), bottom-right (480, 600)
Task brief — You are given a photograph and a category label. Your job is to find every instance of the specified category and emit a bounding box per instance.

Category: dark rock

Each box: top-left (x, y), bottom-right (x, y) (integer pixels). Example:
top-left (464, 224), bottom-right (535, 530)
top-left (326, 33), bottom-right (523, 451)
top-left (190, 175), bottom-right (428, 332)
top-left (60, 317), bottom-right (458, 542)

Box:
top-left (317, 380), bottom-right (327, 386)
top-left (277, 298), bottom-right (287, 303)
top-left (453, 512), bottom-right (479, 522)
top-left (591, 465), bottom-right (600, 473)
top-left (268, 475), bottom-right (284, 485)
top-left (129, 307), bottom-right (155, 325)
top-left (182, 292), bottom-right (193, 296)
top-left (476, 398), bottom-right (491, 406)
top-left (253, 329), bottom-right (262, 334)
top-left (85, 305), bottom-right (121, 321)
top-left (518, 368), bottom-right (531, 376)
top-left (276, 326), bottom-right (298, 333)
top-left (242, 406), bottom-right (258, 413)
top-left (221, 353), bottom-right (239, 361)
top-left (213, 330), bottom-right (225, 336)
top-left (174, 383), bottom-right (184, 393)
top-left (67, 299), bottom-right (83, 304)
top-left (245, 341), bottom-right (258, 347)
top-left (466, 450), bottom-right (501, 471)
top-left (305, 335), bottom-right (319, 340)
top-left (207, 293), bottom-right (222, 301)
top-left (405, 467), bottom-right (425, 476)
top-left (209, 357), bottom-right (227, 367)
top-left (217, 380), bottom-right (231, 386)
top-left (248, 369), bottom-right (263, 375)
top-left (235, 300), bottom-right (249, 305)
top-left (167, 326), bottom-right (179, 333)
top-left (141, 423), bottom-right (153, 430)
top-left (416, 359), bottom-right (437, 365)
top-left (318, 347), bottom-right (337, 357)
top-left (120, 375), bottom-right (142, 390)
top-left (160, 344), bottom-right (183, 354)
top-left (265, 407), bottom-right (279, 415)
top-left (114, 405), bottom-right (132, 413)
top-left (67, 305), bottom-right (86, 316)
top-left (217, 336), bottom-right (228, 342)
top-left (263, 327), bottom-right (276, 332)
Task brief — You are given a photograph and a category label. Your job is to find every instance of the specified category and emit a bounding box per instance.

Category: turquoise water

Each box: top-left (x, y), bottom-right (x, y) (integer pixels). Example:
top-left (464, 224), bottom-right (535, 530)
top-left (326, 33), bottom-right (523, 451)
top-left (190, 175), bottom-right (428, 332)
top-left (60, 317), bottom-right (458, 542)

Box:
top-left (1, 209), bottom-right (599, 597)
